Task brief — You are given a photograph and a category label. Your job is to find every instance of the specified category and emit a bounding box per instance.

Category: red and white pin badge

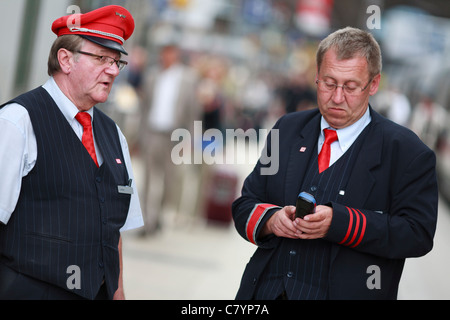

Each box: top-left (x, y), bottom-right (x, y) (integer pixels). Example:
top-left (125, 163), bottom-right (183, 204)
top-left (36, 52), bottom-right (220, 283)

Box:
top-left (116, 158), bottom-right (122, 164)
top-left (299, 147), bottom-right (307, 153)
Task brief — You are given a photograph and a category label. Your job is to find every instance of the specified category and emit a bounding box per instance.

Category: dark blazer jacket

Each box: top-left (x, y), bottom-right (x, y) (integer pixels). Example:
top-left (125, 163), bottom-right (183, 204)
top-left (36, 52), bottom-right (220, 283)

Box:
top-left (232, 106), bottom-right (438, 300)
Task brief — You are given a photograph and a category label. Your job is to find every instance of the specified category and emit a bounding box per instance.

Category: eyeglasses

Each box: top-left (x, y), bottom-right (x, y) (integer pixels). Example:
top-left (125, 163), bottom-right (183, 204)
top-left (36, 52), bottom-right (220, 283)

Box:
top-left (316, 78), bottom-right (373, 96)
top-left (75, 50), bottom-right (128, 71)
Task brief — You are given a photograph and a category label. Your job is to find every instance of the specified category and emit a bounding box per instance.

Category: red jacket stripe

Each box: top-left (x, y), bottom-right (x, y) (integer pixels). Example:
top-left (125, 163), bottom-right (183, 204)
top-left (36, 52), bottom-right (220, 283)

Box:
top-left (351, 209), bottom-right (367, 248)
top-left (348, 208), bottom-right (360, 246)
top-left (339, 207), bottom-right (367, 248)
top-left (339, 206), bottom-right (354, 245)
top-left (245, 203), bottom-right (280, 245)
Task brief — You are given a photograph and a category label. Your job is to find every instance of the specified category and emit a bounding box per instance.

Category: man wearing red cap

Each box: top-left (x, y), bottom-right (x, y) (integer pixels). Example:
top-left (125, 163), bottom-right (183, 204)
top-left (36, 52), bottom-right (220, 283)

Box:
top-left (0, 5), bottom-right (143, 300)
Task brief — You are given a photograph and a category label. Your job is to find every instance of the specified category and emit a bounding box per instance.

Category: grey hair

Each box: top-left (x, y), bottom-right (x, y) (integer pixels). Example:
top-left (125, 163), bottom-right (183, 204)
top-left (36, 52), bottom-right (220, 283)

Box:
top-left (316, 27), bottom-right (382, 79)
top-left (47, 35), bottom-right (84, 76)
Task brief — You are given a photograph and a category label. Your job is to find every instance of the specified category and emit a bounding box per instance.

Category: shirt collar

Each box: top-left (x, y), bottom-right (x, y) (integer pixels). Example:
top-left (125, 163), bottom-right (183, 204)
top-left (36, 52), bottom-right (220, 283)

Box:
top-left (320, 106), bottom-right (371, 152)
top-left (42, 77), bottom-right (94, 123)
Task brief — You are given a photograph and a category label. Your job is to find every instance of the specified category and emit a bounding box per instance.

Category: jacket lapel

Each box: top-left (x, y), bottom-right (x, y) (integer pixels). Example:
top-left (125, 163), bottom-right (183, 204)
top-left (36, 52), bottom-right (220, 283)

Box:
top-left (329, 107), bottom-right (383, 265)
top-left (284, 112), bottom-right (321, 205)
top-left (340, 108), bottom-right (383, 208)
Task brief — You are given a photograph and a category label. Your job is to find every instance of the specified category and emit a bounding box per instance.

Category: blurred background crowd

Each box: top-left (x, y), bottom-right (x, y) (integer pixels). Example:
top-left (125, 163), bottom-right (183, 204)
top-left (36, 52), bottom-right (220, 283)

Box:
top-left (1, 0), bottom-right (450, 299)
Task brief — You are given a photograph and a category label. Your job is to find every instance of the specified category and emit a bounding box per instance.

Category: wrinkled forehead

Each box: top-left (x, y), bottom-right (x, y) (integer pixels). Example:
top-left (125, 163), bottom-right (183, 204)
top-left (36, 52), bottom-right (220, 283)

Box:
top-left (319, 49), bottom-right (370, 78)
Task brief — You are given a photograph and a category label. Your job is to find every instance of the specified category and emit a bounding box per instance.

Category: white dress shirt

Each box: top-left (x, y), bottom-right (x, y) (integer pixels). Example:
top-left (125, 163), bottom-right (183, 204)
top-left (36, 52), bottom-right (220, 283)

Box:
top-left (318, 107), bottom-right (372, 166)
top-left (0, 77), bottom-right (143, 231)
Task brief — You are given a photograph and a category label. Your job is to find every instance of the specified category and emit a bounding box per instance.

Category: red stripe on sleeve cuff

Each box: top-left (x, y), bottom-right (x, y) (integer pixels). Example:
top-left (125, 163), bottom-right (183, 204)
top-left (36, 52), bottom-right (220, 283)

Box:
top-left (339, 207), bottom-right (367, 248)
top-left (245, 203), bottom-right (280, 245)
top-left (351, 209), bottom-right (367, 248)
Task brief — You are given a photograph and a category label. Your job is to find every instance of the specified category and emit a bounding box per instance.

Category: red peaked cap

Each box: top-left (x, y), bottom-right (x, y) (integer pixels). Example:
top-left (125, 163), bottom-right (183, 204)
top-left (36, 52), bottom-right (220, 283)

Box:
top-left (51, 5), bottom-right (135, 55)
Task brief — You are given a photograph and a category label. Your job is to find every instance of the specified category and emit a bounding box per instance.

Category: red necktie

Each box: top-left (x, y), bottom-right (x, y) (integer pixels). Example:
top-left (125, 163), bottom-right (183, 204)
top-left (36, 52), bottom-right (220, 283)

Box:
top-left (318, 129), bottom-right (338, 173)
top-left (75, 112), bottom-right (99, 167)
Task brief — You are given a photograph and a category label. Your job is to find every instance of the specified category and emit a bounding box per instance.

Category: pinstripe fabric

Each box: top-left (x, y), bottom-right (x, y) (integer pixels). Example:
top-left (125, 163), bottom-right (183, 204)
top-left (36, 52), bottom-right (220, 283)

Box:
top-left (0, 87), bottom-right (131, 299)
top-left (254, 128), bottom-right (369, 300)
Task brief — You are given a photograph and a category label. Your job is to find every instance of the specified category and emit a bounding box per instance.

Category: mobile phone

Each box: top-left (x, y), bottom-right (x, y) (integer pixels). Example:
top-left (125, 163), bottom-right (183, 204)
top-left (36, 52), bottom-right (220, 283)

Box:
top-left (295, 192), bottom-right (316, 218)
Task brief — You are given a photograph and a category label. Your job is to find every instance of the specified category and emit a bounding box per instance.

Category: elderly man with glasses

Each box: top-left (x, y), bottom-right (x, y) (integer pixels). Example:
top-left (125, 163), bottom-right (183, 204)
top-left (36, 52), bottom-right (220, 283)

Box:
top-left (0, 5), bottom-right (143, 300)
top-left (233, 27), bottom-right (438, 300)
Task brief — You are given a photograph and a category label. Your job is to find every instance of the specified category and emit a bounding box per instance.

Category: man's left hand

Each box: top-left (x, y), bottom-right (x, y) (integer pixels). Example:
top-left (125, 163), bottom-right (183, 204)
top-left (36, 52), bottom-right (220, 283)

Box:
top-left (293, 205), bottom-right (333, 239)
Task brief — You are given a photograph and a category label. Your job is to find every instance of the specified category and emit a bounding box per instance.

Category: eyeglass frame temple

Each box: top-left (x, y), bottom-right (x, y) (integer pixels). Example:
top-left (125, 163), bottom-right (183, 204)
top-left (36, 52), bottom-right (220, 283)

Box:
top-left (74, 50), bottom-right (128, 70)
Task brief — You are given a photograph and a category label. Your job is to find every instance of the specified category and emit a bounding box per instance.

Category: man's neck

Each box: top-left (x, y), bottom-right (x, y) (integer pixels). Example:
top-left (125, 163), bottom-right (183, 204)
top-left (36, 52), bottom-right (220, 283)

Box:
top-left (52, 73), bottom-right (94, 111)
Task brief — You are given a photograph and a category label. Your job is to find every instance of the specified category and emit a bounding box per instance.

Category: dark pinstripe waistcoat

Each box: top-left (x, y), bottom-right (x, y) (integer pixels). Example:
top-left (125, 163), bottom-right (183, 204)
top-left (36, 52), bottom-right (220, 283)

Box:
top-left (0, 87), bottom-right (131, 299)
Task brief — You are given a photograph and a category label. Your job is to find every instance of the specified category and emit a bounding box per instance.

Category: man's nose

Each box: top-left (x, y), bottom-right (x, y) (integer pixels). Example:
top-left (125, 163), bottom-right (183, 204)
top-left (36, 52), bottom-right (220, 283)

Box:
top-left (105, 63), bottom-right (120, 76)
top-left (331, 86), bottom-right (346, 104)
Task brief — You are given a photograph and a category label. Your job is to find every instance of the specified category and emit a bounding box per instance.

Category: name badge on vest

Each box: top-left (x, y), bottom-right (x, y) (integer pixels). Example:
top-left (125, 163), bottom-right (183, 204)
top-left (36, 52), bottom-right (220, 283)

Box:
top-left (118, 179), bottom-right (134, 195)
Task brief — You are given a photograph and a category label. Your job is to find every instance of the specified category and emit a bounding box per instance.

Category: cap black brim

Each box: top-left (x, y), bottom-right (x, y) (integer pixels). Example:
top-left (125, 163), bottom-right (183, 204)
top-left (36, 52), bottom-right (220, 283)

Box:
top-left (80, 35), bottom-right (128, 55)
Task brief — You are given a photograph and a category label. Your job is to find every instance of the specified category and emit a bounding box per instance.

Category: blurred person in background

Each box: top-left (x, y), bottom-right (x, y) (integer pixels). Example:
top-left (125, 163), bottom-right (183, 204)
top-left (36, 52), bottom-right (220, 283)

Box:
top-left (279, 72), bottom-right (316, 114)
top-left (232, 27), bottom-right (438, 300)
top-left (372, 87), bottom-right (411, 127)
top-left (0, 5), bottom-right (143, 300)
top-left (410, 93), bottom-right (448, 151)
top-left (139, 44), bottom-right (200, 235)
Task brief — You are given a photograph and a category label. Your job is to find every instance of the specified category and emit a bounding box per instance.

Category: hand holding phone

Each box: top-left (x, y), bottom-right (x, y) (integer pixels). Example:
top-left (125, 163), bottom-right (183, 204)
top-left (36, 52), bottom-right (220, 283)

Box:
top-left (295, 192), bottom-right (316, 219)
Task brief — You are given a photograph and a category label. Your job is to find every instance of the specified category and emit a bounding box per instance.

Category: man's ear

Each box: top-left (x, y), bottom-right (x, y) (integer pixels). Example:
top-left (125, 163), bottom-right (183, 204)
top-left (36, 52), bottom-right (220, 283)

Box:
top-left (57, 48), bottom-right (74, 74)
top-left (368, 73), bottom-right (381, 96)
